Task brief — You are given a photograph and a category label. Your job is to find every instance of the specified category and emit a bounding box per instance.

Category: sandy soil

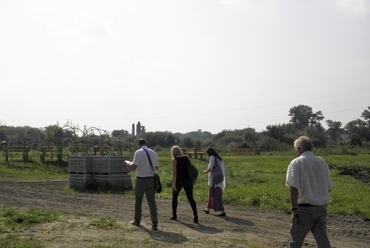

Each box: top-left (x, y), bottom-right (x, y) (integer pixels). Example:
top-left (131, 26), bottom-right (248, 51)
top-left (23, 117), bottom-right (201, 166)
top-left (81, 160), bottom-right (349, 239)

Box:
top-left (0, 179), bottom-right (369, 248)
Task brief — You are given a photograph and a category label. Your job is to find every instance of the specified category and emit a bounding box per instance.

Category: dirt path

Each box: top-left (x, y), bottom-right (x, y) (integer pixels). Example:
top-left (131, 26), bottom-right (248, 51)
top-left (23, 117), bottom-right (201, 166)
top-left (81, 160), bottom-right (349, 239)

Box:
top-left (0, 180), bottom-right (369, 248)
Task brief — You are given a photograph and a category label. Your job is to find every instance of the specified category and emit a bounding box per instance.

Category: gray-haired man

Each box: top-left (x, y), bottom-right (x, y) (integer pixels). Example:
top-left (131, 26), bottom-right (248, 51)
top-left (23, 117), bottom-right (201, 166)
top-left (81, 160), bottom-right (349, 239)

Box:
top-left (286, 136), bottom-right (332, 248)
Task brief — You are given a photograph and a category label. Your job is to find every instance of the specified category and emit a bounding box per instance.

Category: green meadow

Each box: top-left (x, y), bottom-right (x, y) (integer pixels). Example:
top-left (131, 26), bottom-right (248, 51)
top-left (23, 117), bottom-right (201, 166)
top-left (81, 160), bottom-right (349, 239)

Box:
top-left (153, 151), bottom-right (370, 219)
top-left (1, 151), bottom-right (370, 219)
top-left (1, 151), bottom-right (369, 247)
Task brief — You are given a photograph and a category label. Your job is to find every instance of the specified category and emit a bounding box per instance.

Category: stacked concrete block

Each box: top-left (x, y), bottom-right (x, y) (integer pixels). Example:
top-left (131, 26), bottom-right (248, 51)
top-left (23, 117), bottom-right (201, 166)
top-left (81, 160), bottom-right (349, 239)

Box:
top-left (69, 173), bottom-right (93, 190)
top-left (92, 156), bottom-right (130, 174)
top-left (68, 155), bottom-right (133, 190)
top-left (68, 155), bottom-right (93, 189)
top-left (68, 155), bottom-right (92, 174)
top-left (94, 173), bottom-right (132, 190)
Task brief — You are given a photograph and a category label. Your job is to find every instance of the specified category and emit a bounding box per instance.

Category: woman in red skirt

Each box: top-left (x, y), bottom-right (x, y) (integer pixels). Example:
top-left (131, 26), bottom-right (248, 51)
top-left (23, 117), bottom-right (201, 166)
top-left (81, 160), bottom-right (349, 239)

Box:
top-left (202, 147), bottom-right (226, 216)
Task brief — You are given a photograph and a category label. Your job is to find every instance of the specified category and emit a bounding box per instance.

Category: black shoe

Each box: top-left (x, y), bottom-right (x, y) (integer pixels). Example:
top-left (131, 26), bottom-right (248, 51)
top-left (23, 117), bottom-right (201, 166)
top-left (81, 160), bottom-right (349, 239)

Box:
top-left (151, 225), bottom-right (158, 230)
top-left (217, 212), bottom-right (226, 216)
top-left (194, 216), bottom-right (198, 223)
top-left (130, 220), bottom-right (140, 226)
top-left (203, 209), bottom-right (209, 214)
top-left (170, 215), bottom-right (177, 220)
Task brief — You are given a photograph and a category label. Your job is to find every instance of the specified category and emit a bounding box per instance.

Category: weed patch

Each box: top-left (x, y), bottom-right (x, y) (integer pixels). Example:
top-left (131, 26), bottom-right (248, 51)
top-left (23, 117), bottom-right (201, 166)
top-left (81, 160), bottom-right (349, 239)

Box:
top-left (0, 206), bottom-right (61, 231)
top-left (90, 218), bottom-right (122, 229)
top-left (0, 234), bottom-right (44, 248)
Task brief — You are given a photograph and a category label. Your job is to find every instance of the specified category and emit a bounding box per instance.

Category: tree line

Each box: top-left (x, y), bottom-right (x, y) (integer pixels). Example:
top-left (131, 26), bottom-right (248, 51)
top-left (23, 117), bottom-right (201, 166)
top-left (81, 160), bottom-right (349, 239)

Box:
top-left (1, 105), bottom-right (370, 153)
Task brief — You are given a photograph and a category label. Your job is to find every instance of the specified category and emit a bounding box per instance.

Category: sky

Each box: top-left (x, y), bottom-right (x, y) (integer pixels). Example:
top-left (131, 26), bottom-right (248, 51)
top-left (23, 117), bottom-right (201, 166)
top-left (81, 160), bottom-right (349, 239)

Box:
top-left (1, 0), bottom-right (370, 134)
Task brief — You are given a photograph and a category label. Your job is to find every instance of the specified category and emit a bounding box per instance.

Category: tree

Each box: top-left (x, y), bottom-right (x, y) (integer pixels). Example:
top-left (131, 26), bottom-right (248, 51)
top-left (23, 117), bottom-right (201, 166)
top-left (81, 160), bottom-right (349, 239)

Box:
top-left (360, 105), bottom-right (370, 143)
top-left (304, 125), bottom-right (327, 147)
top-left (288, 105), bottom-right (324, 130)
top-left (181, 137), bottom-right (194, 148)
top-left (264, 124), bottom-right (285, 142)
top-left (326, 120), bottom-right (342, 141)
top-left (361, 105), bottom-right (370, 122)
top-left (111, 129), bottom-right (129, 137)
top-left (259, 135), bottom-right (290, 151)
top-left (345, 119), bottom-right (367, 146)
top-left (243, 128), bottom-right (258, 146)
top-left (140, 131), bottom-right (178, 148)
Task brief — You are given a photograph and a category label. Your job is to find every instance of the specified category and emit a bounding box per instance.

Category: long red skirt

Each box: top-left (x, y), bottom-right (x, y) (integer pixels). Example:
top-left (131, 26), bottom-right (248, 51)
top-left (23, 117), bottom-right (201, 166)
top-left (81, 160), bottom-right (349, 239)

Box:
top-left (206, 185), bottom-right (224, 212)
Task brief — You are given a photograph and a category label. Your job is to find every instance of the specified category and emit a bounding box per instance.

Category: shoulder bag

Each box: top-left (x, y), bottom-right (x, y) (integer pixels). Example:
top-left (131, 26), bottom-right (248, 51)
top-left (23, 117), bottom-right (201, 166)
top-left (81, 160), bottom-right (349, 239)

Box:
top-left (143, 149), bottom-right (162, 193)
top-left (212, 158), bottom-right (224, 185)
top-left (187, 156), bottom-right (199, 182)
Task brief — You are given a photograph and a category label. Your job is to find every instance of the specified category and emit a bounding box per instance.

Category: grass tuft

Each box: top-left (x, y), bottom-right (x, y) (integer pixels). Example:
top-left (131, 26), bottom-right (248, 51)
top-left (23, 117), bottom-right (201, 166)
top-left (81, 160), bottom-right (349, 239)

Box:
top-left (0, 234), bottom-right (44, 248)
top-left (90, 218), bottom-right (122, 229)
top-left (0, 205), bottom-right (61, 230)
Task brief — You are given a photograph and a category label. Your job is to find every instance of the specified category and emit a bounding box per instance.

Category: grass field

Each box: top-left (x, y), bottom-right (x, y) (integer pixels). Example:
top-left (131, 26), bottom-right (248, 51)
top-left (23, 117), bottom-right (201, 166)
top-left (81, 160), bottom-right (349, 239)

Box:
top-left (1, 151), bottom-right (370, 247)
top-left (154, 151), bottom-right (370, 219)
top-left (1, 151), bottom-right (370, 219)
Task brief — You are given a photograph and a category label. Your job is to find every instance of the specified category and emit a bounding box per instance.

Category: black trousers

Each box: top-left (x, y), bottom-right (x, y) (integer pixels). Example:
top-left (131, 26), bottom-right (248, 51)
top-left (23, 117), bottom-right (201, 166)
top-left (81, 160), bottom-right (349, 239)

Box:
top-left (172, 180), bottom-right (198, 217)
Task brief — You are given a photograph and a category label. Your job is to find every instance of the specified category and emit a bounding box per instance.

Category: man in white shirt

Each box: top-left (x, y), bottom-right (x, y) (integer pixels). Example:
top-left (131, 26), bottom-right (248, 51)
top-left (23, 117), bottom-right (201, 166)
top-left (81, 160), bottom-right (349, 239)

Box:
top-left (286, 136), bottom-right (332, 248)
top-left (126, 138), bottom-right (159, 230)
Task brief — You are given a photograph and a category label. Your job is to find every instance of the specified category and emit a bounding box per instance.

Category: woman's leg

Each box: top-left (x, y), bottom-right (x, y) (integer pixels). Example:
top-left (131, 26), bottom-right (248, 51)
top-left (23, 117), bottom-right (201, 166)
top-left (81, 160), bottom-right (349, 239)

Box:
top-left (183, 182), bottom-right (198, 217)
top-left (171, 185), bottom-right (182, 217)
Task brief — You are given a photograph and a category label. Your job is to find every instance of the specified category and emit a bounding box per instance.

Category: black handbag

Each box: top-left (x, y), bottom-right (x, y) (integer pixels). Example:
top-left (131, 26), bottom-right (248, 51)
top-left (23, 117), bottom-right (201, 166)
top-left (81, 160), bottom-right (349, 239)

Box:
top-left (187, 156), bottom-right (199, 182)
top-left (143, 149), bottom-right (162, 193)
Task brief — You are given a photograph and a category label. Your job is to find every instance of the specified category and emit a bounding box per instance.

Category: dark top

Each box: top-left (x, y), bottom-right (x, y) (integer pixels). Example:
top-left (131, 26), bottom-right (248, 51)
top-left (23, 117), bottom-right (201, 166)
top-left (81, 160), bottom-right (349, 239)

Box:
top-left (175, 156), bottom-right (190, 182)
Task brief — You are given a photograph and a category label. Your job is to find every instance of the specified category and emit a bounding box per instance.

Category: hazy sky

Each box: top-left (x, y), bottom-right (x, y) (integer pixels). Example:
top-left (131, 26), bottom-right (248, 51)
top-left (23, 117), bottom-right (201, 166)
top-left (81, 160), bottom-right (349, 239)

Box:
top-left (1, 0), bottom-right (369, 134)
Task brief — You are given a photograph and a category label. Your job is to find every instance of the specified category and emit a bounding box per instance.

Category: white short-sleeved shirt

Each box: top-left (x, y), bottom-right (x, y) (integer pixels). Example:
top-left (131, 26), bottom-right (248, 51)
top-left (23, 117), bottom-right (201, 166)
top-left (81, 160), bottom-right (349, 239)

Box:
top-left (132, 146), bottom-right (159, 177)
top-left (286, 151), bottom-right (332, 205)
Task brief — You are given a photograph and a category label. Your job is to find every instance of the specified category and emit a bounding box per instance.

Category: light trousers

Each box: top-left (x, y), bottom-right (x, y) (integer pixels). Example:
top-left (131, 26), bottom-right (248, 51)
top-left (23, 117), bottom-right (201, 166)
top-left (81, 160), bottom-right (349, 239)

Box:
top-left (134, 177), bottom-right (158, 226)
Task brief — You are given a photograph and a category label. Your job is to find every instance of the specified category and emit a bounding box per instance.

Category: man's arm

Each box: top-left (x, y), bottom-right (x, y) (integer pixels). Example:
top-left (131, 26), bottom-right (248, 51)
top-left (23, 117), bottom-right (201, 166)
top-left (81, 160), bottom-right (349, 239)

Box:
top-left (289, 186), bottom-right (301, 224)
top-left (153, 152), bottom-right (159, 171)
top-left (289, 186), bottom-right (299, 221)
top-left (126, 161), bottom-right (138, 170)
top-left (289, 186), bottom-right (299, 209)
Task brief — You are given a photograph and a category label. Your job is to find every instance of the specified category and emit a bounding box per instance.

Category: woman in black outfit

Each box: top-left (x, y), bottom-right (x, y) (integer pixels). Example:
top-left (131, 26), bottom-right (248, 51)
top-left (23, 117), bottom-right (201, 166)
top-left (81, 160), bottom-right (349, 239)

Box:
top-left (170, 146), bottom-right (198, 223)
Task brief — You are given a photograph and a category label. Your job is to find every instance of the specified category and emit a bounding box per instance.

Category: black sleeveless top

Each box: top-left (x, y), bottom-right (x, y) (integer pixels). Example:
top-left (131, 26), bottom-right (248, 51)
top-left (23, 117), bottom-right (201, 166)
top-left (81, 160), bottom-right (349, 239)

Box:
top-left (175, 156), bottom-right (190, 182)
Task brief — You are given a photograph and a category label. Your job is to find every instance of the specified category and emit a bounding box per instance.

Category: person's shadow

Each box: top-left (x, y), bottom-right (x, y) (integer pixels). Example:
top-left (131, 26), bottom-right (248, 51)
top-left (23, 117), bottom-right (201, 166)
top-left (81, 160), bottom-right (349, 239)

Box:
top-left (178, 220), bottom-right (223, 234)
top-left (177, 216), bottom-right (254, 234)
top-left (135, 216), bottom-right (254, 244)
top-left (139, 226), bottom-right (189, 243)
top-left (220, 215), bottom-right (254, 226)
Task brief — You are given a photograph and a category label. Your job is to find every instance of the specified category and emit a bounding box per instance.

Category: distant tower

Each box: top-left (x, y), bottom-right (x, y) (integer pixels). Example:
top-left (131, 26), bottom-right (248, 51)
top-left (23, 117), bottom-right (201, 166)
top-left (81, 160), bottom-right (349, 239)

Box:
top-left (136, 121), bottom-right (141, 136)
